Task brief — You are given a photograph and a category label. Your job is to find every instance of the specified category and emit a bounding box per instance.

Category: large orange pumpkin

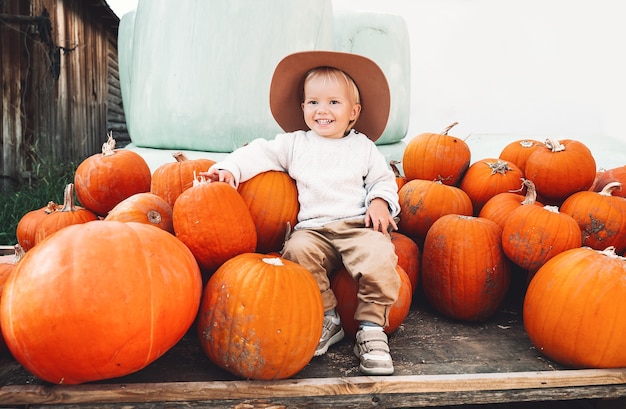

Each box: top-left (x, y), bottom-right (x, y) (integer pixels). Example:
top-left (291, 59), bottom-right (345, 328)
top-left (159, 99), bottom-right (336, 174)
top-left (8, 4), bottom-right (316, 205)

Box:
top-left (331, 264), bottom-right (412, 338)
top-left (402, 122), bottom-right (471, 185)
top-left (560, 182), bottom-right (626, 255)
top-left (197, 253), bottom-right (323, 380)
top-left (237, 171), bottom-right (299, 254)
top-left (105, 192), bottom-right (174, 234)
top-left (33, 184), bottom-right (99, 245)
top-left (74, 134), bottom-right (152, 216)
top-left (0, 221), bottom-right (202, 384)
top-left (421, 214), bottom-right (511, 321)
top-left (502, 203), bottom-right (582, 272)
top-left (459, 158), bottom-right (524, 215)
top-left (523, 246), bottom-right (626, 368)
top-left (398, 179), bottom-right (473, 246)
top-left (173, 179), bottom-right (257, 276)
top-left (150, 152), bottom-right (216, 208)
top-left (524, 138), bottom-right (597, 204)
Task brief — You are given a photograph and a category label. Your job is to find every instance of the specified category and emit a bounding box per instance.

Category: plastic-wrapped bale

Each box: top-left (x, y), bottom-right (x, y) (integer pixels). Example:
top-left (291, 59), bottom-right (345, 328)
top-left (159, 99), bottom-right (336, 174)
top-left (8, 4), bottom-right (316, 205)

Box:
top-left (333, 9), bottom-right (411, 146)
top-left (117, 9), bottom-right (135, 136)
top-left (125, 0), bottom-right (334, 153)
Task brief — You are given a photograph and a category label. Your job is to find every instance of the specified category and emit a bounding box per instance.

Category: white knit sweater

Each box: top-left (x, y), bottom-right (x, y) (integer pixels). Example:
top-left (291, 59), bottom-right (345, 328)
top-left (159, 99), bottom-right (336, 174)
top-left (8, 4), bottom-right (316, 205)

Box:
top-left (210, 130), bottom-right (400, 230)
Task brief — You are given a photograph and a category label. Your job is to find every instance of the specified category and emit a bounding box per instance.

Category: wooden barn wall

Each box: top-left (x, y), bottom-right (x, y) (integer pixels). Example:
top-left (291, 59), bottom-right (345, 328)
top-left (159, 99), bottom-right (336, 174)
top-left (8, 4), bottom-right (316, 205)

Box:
top-left (0, 0), bottom-right (125, 184)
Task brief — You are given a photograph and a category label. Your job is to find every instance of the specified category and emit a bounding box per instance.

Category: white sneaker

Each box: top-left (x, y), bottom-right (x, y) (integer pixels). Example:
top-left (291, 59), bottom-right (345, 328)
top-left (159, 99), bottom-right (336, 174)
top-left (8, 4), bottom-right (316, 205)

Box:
top-left (353, 326), bottom-right (394, 375)
top-left (314, 314), bottom-right (345, 356)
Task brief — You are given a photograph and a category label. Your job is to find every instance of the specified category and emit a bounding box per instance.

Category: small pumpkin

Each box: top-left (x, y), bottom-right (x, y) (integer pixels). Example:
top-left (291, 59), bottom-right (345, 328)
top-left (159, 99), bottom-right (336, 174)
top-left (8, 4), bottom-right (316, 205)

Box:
top-left (459, 158), bottom-right (524, 215)
top-left (523, 246), bottom-right (626, 368)
top-left (398, 178), bottom-right (473, 246)
top-left (1, 221), bottom-right (202, 384)
top-left (421, 214), bottom-right (511, 321)
top-left (237, 171), bottom-right (299, 254)
top-left (173, 178), bottom-right (257, 276)
top-left (197, 253), bottom-right (323, 380)
top-left (16, 201), bottom-right (61, 251)
top-left (74, 133), bottom-right (152, 216)
top-left (502, 203), bottom-right (582, 272)
top-left (560, 182), bottom-right (626, 254)
top-left (402, 122), bottom-right (471, 185)
top-left (105, 192), bottom-right (174, 234)
top-left (498, 139), bottom-right (542, 174)
top-left (151, 152), bottom-right (216, 208)
top-left (524, 138), bottom-right (597, 204)
top-left (331, 264), bottom-right (412, 338)
top-left (34, 184), bottom-right (99, 245)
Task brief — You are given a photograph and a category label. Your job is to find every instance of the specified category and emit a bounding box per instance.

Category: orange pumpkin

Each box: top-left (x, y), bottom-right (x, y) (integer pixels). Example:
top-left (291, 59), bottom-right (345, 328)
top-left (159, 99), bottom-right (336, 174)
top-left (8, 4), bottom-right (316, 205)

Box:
top-left (151, 152), bottom-right (216, 208)
top-left (105, 192), bottom-right (174, 234)
top-left (34, 184), bottom-right (99, 245)
top-left (421, 214), bottom-right (511, 321)
top-left (197, 253), bottom-right (323, 380)
top-left (402, 122), bottom-right (471, 185)
top-left (74, 134), bottom-right (152, 216)
top-left (459, 158), bottom-right (524, 215)
top-left (0, 244), bottom-right (24, 355)
top-left (390, 231), bottom-right (420, 292)
top-left (524, 246), bottom-right (626, 368)
top-left (524, 138), bottom-right (597, 204)
top-left (502, 203), bottom-right (582, 272)
top-left (560, 182), bottom-right (626, 255)
top-left (173, 179), bottom-right (257, 276)
top-left (478, 179), bottom-right (543, 231)
top-left (16, 201), bottom-right (61, 251)
top-left (592, 165), bottom-right (626, 198)
top-left (331, 264), bottom-right (412, 338)
top-left (237, 171), bottom-right (299, 254)
top-left (498, 139), bottom-right (542, 174)
top-left (0, 221), bottom-right (202, 384)
top-left (398, 179), bottom-right (473, 246)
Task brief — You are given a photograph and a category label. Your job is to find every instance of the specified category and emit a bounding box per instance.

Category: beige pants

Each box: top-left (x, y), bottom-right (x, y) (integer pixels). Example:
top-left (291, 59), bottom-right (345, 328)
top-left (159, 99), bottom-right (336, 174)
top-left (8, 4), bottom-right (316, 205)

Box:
top-left (281, 219), bottom-right (400, 327)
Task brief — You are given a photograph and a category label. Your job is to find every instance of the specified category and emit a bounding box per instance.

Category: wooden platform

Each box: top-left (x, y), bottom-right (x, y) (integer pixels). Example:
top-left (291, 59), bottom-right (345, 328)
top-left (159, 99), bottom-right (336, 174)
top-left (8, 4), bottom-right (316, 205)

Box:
top-left (1, 282), bottom-right (626, 408)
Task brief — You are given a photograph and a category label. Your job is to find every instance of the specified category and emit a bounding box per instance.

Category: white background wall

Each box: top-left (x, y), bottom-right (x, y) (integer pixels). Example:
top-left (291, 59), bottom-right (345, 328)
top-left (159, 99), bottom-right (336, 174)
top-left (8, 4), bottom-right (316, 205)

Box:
top-left (109, 0), bottom-right (626, 165)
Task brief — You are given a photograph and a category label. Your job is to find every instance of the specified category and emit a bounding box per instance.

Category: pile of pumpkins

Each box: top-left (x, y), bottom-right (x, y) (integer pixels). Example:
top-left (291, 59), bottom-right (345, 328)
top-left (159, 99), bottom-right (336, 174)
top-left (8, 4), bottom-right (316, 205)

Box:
top-left (1, 124), bottom-right (625, 384)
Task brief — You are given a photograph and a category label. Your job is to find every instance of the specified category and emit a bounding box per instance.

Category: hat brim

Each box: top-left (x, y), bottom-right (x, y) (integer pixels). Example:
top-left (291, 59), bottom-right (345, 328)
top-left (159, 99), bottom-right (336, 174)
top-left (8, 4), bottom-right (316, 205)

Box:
top-left (269, 51), bottom-right (390, 142)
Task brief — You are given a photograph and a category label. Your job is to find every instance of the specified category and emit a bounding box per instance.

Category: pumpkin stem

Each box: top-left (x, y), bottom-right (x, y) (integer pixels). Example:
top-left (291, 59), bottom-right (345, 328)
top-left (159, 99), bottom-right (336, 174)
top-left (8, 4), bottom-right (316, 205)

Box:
top-left (519, 179), bottom-right (537, 205)
top-left (173, 152), bottom-right (189, 162)
top-left (543, 205), bottom-right (560, 213)
top-left (598, 246), bottom-right (624, 260)
top-left (147, 210), bottom-right (162, 224)
top-left (390, 160), bottom-right (403, 177)
top-left (44, 201), bottom-right (61, 214)
top-left (101, 131), bottom-right (116, 157)
top-left (519, 140), bottom-right (536, 148)
top-left (544, 138), bottom-right (566, 153)
top-left (599, 181), bottom-right (622, 196)
top-left (485, 159), bottom-right (514, 175)
top-left (59, 183), bottom-right (80, 212)
top-left (13, 244), bottom-right (25, 263)
top-left (262, 257), bottom-right (284, 266)
top-left (441, 121), bottom-right (459, 135)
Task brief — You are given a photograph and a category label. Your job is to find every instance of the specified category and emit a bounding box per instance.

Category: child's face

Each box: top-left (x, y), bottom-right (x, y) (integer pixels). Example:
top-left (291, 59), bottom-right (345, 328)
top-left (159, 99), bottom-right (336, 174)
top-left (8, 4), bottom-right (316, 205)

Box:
top-left (301, 74), bottom-right (361, 140)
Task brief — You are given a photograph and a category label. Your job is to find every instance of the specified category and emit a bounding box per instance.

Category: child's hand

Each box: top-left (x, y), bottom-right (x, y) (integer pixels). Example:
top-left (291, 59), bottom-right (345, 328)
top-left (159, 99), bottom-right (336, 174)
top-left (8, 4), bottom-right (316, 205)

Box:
top-left (365, 198), bottom-right (398, 233)
top-left (199, 169), bottom-right (236, 188)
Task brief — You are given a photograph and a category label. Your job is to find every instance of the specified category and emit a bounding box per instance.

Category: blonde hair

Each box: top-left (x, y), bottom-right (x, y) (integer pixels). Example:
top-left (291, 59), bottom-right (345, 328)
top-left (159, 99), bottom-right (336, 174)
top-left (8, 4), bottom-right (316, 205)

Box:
top-left (303, 67), bottom-right (361, 134)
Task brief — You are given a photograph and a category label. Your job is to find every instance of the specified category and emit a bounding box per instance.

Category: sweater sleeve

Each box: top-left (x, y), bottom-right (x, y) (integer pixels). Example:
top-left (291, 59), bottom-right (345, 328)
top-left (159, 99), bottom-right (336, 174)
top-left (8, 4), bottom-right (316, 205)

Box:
top-left (363, 146), bottom-right (401, 217)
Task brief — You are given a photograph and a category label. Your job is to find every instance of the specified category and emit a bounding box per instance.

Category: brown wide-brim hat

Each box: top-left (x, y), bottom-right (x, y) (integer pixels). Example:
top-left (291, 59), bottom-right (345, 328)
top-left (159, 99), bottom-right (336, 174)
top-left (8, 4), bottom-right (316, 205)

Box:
top-left (269, 50), bottom-right (390, 142)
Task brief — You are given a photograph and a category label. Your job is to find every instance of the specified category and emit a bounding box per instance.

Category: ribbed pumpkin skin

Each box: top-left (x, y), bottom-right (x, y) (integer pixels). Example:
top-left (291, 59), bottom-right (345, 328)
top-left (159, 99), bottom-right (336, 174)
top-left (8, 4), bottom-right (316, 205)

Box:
top-left (421, 214), bottom-right (511, 322)
top-left (524, 139), bottom-right (597, 204)
top-left (173, 181), bottom-right (257, 275)
top-left (459, 159), bottom-right (524, 215)
top-left (237, 171), bottom-right (299, 254)
top-left (0, 221), bottom-right (202, 384)
top-left (74, 142), bottom-right (152, 216)
top-left (498, 139), bottom-right (542, 174)
top-left (197, 253), bottom-right (323, 380)
top-left (150, 153), bottom-right (216, 208)
top-left (593, 165), bottom-right (626, 198)
top-left (402, 129), bottom-right (471, 185)
top-left (523, 247), bottom-right (626, 368)
top-left (105, 192), bottom-right (174, 234)
top-left (398, 179), bottom-right (473, 245)
top-left (331, 264), bottom-right (412, 338)
top-left (560, 183), bottom-right (626, 254)
top-left (502, 204), bottom-right (582, 272)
